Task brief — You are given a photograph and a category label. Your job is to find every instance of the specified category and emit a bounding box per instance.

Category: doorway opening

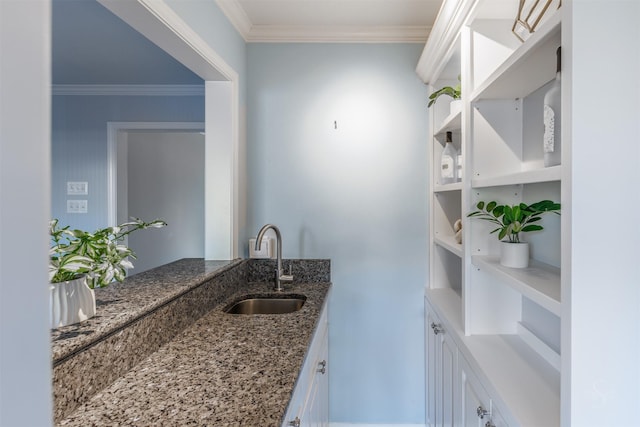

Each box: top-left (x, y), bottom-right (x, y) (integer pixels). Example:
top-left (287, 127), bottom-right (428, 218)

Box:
top-left (108, 122), bottom-right (204, 272)
top-left (98, 1), bottom-right (240, 259)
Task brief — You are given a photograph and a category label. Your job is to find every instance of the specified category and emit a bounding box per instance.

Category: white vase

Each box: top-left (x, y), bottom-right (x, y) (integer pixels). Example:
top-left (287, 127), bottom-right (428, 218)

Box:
top-left (50, 276), bottom-right (96, 328)
top-left (449, 99), bottom-right (462, 115)
top-left (500, 241), bottom-right (530, 268)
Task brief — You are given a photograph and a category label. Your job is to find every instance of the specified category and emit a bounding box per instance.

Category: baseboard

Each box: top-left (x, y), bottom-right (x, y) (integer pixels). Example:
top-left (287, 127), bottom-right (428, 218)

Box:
top-left (330, 424), bottom-right (426, 427)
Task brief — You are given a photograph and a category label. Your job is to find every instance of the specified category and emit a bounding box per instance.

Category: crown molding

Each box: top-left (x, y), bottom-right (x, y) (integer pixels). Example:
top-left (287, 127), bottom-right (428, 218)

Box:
top-left (415, 0), bottom-right (477, 83)
top-left (246, 25), bottom-right (431, 43)
top-left (214, 0), bottom-right (252, 38)
top-left (51, 84), bottom-right (205, 96)
top-left (216, 0), bottom-right (430, 43)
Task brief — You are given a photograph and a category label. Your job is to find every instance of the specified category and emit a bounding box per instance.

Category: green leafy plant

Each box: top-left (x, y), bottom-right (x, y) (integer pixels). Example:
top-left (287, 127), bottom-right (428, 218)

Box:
top-left (467, 200), bottom-right (560, 243)
top-left (49, 217), bottom-right (167, 288)
top-left (428, 75), bottom-right (461, 108)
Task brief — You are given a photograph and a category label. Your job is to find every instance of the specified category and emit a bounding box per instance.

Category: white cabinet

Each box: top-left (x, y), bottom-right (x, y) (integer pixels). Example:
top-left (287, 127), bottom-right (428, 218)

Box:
top-left (426, 298), bottom-right (511, 427)
top-left (282, 297), bottom-right (329, 427)
top-left (426, 298), bottom-right (457, 427)
top-left (459, 354), bottom-right (508, 427)
top-left (301, 326), bottom-right (328, 427)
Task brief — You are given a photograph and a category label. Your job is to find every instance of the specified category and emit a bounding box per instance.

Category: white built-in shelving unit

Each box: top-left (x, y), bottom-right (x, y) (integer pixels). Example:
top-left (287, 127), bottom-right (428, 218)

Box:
top-left (419, 1), bottom-right (566, 425)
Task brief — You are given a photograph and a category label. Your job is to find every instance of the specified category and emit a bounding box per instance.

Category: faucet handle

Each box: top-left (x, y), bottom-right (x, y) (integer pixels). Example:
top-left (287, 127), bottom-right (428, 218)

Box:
top-left (280, 263), bottom-right (294, 283)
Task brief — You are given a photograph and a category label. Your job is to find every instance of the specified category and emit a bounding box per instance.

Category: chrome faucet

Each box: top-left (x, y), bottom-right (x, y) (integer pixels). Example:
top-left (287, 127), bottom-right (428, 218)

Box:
top-left (255, 224), bottom-right (293, 291)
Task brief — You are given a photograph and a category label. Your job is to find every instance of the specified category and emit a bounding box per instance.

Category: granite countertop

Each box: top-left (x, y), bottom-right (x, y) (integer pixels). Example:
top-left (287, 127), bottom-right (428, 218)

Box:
top-left (58, 280), bottom-right (331, 426)
top-left (51, 259), bottom-right (241, 362)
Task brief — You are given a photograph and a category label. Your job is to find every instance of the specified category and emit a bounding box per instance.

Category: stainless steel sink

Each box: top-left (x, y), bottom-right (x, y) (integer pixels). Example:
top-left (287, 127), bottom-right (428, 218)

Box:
top-left (224, 295), bottom-right (306, 314)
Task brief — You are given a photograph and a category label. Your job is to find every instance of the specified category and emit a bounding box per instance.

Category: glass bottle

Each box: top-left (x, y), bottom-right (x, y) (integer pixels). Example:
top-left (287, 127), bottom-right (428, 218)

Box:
top-left (440, 131), bottom-right (457, 185)
top-left (543, 46), bottom-right (561, 167)
top-left (456, 147), bottom-right (463, 182)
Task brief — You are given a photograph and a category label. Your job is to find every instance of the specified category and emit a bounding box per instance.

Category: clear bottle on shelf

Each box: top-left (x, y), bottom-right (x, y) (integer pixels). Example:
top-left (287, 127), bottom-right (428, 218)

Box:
top-left (456, 148), bottom-right (463, 182)
top-left (543, 46), bottom-right (562, 167)
top-left (440, 131), bottom-right (457, 185)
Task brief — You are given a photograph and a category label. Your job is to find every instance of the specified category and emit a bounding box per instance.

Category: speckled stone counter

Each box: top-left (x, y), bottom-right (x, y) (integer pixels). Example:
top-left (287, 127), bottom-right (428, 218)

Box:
top-left (53, 258), bottom-right (331, 426)
top-left (52, 259), bottom-right (242, 362)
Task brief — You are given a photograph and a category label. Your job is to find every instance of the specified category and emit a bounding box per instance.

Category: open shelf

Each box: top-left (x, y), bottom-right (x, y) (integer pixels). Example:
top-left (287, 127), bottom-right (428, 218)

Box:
top-left (434, 235), bottom-right (463, 258)
top-left (517, 322), bottom-right (561, 372)
top-left (471, 255), bottom-right (561, 316)
top-left (435, 108), bottom-right (462, 136)
top-left (434, 182), bottom-right (462, 192)
top-left (472, 165), bottom-right (561, 188)
top-left (459, 333), bottom-right (560, 427)
top-left (471, 12), bottom-right (561, 101)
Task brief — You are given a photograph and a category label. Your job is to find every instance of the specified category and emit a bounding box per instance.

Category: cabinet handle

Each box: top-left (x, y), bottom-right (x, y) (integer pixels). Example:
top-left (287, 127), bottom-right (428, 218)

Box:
top-left (431, 322), bottom-right (444, 335)
top-left (477, 405), bottom-right (489, 419)
top-left (288, 416), bottom-right (301, 427)
top-left (485, 421), bottom-right (496, 427)
top-left (317, 359), bottom-right (327, 374)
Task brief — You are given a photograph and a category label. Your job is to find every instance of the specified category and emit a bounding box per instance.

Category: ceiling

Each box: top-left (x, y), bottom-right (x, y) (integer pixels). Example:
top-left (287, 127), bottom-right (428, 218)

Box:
top-left (52, 0), bottom-right (443, 85)
top-left (217, 0), bottom-right (444, 42)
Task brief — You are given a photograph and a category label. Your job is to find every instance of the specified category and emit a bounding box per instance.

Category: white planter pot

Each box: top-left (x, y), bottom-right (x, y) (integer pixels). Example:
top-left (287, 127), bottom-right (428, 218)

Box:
top-left (449, 99), bottom-right (462, 115)
top-left (50, 276), bottom-right (96, 328)
top-left (500, 241), bottom-right (530, 268)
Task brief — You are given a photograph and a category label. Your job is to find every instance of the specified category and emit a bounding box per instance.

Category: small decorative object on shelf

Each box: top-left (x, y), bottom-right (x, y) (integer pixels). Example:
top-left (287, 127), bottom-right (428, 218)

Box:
top-left (543, 46), bottom-right (562, 167)
top-left (49, 217), bottom-right (167, 327)
top-left (428, 75), bottom-right (461, 108)
top-left (467, 200), bottom-right (560, 268)
top-left (454, 218), bottom-right (463, 244)
top-left (512, 0), bottom-right (562, 42)
top-left (440, 131), bottom-right (458, 185)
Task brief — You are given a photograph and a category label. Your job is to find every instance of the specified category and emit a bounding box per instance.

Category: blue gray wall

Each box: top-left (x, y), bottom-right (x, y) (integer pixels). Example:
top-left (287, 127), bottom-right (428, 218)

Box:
top-left (247, 43), bottom-right (429, 423)
top-left (51, 94), bottom-right (204, 230)
top-left (164, 0), bottom-right (250, 245)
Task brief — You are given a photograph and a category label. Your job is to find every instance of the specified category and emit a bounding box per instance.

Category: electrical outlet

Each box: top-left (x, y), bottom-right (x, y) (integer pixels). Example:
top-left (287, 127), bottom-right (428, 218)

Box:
top-left (67, 181), bottom-right (88, 195)
top-left (67, 199), bottom-right (88, 214)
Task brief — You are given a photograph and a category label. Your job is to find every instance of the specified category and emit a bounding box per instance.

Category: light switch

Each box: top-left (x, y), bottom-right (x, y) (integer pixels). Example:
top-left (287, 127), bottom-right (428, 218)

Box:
top-left (67, 181), bottom-right (88, 195)
top-left (67, 199), bottom-right (88, 214)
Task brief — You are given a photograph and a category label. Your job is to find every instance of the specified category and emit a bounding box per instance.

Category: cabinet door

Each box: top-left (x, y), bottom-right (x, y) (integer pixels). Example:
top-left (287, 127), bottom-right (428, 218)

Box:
top-left (440, 331), bottom-right (457, 427)
top-left (484, 405), bottom-right (508, 427)
top-left (282, 301), bottom-right (329, 427)
top-left (459, 355), bottom-right (492, 427)
top-left (426, 298), bottom-right (458, 427)
top-left (317, 329), bottom-right (329, 427)
top-left (302, 328), bottom-right (329, 427)
top-left (426, 299), bottom-right (438, 427)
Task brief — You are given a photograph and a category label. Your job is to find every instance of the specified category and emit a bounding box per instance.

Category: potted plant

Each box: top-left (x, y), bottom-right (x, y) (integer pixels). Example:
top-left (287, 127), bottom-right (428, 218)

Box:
top-left (428, 75), bottom-right (461, 114)
top-left (467, 200), bottom-right (560, 268)
top-left (49, 217), bottom-right (166, 328)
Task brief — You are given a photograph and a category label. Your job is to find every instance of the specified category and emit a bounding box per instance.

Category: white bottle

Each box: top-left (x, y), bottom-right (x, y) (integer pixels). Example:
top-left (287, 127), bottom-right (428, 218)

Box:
top-left (543, 47), bottom-right (561, 167)
top-left (456, 148), bottom-right (463, 182)
top-left (440, 131), bottom-right (457, 185)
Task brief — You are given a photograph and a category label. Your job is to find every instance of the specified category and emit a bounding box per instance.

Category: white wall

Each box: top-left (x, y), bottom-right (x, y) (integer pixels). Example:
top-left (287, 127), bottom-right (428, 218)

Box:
top-left (0, 1), bottom-right (53, 425)
top-left (564, 1), bottom-right (640, 425)
top-left (247, 43), bottom-right (429, 424)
